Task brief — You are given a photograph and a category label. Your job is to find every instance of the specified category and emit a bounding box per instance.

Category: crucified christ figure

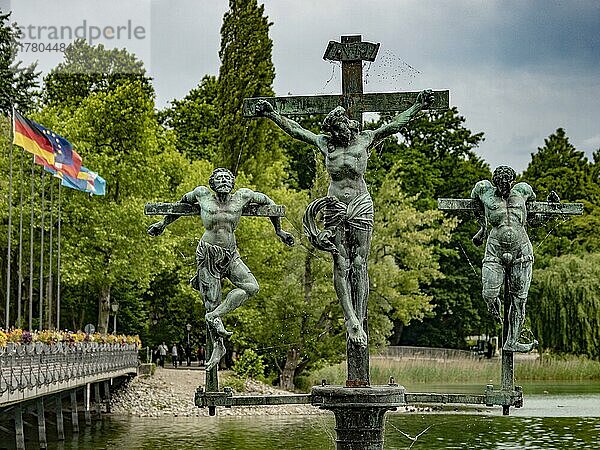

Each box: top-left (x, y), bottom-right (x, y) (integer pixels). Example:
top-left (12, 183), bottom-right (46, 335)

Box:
top-left (256, 90), bottom-right (433, 347)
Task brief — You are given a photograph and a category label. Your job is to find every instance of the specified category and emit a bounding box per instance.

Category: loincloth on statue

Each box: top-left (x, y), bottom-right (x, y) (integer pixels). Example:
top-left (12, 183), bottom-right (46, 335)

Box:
top-left (483, 236), bottom-right (534, 267)
top-left (303, 193), bottom-right (373, 254)
top-left (190, 241), bottom-right (240, 290)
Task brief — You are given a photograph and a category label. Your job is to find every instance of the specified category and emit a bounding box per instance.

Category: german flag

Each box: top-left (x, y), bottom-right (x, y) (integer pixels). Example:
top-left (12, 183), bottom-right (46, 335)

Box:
top-left (13, 111), bottom-right (83, 177)
top-left (13, 110), bottom-right (56, 165)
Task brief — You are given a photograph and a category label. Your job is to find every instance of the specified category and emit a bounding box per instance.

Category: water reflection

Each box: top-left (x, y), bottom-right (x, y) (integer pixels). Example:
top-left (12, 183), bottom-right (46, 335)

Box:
top-left (42, 385), bottom-right (600, 450)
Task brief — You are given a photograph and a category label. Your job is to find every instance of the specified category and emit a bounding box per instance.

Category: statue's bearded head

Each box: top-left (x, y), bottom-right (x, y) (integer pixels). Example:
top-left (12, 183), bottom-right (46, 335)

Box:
top-left (492, 166), bottom-right (516, 198)
top-left (322, 107), bottom-right (359, 146)
top-left (209, 168), bottom-right (235, 194)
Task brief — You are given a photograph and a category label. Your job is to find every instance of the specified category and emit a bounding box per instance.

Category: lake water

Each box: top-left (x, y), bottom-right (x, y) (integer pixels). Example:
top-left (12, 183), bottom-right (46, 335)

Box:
top-left (38, 382), bottom-right (600, 450)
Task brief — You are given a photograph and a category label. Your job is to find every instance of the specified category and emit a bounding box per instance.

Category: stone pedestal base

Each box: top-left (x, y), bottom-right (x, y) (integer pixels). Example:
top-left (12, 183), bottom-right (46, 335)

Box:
top-left (311, 385), bottom-right (405, 450)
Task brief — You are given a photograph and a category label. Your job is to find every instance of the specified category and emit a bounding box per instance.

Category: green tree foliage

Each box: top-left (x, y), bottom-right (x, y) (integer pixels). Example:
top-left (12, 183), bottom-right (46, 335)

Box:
top-left (43, 39), bottom-right (152, 108)
top-left (529, 253), bottom-right (600, 359)
top-left (216, 0), bottom-right (285, 187)
top-left (159, 75), bottom-right (219, 161)
top-left (33, 41), bottom-right (187, 333)
top-left (367, 109), bottom-right (494, 348)
top-left (0, 11), bottom-right (38, 113)
top-left (522, 129), bottom-right (600, 358)
top-left (368, 165), bottom-right (457, 347)
top-left (278, 115), bottom-right (323, 190)
top-left (521, 128), bottom-right (600, 258)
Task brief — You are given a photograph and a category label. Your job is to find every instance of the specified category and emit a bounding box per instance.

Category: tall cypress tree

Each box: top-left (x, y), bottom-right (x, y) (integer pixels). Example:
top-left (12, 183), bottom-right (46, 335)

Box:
top-left (216, 0), bottom-right (284, 187)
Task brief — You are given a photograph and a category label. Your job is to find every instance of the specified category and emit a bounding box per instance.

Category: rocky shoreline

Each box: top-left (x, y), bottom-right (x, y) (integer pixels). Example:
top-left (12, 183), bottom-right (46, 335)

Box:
top-left (110, 367), bottom-right (326, 417)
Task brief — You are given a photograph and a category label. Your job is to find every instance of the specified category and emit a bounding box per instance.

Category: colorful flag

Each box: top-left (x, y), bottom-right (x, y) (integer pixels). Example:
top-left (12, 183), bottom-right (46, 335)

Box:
top-left (13, 111), bottom-right (82, 177)
top-left (37, 157), bottom-right (106, 196)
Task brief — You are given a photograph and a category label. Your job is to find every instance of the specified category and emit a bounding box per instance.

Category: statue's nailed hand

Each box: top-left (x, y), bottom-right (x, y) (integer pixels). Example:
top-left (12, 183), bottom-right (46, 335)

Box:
top-left (416, 89), bottom-right (434, 109)
top-left (472, 227), bottom-right (485, 247)
top-left (277, 230), bottom-right (295, 247)
top-left (255, 99), bottom-right (275, 116)
top-left (147, 222), bottom-right (165, 237)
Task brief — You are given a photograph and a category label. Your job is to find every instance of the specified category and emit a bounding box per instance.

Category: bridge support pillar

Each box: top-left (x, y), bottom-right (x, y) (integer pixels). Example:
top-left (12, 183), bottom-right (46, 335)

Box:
top-left (104, 380), bottom-right (111, 413)
top-left (84, 384), bottom-right (92, 425)
top-left (37, 398), bottom-right (48, 449)
top-left (14, 404), bottom-right (25, 450)
top-left (94, 383), bottom-right (102, 415)
top-left (70, 390), bottom-right (79, 433)
top-left (56, 394), bottom-right (65, 440)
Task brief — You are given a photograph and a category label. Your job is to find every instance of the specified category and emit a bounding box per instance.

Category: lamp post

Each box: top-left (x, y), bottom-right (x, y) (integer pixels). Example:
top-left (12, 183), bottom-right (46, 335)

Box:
top-left (186, 323), bottom-right (192, 366)
top-left (111, 302), bottom-right (119, 333)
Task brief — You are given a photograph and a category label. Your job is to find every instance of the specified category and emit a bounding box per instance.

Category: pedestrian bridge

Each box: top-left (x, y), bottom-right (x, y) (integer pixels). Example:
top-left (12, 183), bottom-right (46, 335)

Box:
top-left (0, 341), bottom-right (138, 448)
top-left (1, 341), bottom-right (138, 406)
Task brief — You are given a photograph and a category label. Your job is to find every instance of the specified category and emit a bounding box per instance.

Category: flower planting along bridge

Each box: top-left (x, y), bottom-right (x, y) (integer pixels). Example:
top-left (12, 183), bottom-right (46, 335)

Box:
top-left (0, 332), bottom-right (139, 449)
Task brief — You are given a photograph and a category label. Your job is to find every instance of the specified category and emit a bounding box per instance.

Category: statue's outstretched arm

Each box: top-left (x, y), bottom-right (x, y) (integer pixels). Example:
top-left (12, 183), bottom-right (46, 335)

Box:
top-left (369, 90), bottom-right (434, 147)
top-left (255, 100), bottom-right (321, 148)
top-left (241, 188), bottom-right (294, 246)
top-left (147, 189), bottom-right (200, 236)
top-left (470, 182), bottom-right (488, 246)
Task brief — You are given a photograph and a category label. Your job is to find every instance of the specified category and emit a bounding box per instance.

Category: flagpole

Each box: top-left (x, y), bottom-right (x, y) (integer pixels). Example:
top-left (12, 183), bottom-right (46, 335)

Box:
top-left (28, 157), bottom-right (35, 330)
top-left (5, 106), bottom-right (15, 328)
top-left (17, 148), bottom-right (25, 328)
top-left (39, 170), bottom-right (45, 329)
top-left (48, 182), bottom-right (54, 329)
top-left (56, 183), bottom-right (61, 330)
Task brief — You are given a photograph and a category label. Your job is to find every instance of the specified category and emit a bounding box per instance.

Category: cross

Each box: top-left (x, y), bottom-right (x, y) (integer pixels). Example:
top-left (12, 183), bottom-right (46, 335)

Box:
top-left (242, 35), bottom-right (449, 126)
top-left (438, 196), bottom-right (583, 415)
top-left (244, 35), bottom-right (449, 387)
top-left (144, 200), bottom-right (285, 416)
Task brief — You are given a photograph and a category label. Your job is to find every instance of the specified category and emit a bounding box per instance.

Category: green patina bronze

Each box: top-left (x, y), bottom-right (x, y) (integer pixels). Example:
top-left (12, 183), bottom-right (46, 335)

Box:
top-left (439, 165), bottom-right (583, 414)
top-left (251, 34), bottom-right (446, 388)
top-left (146, 168), bottom-right (293, 414)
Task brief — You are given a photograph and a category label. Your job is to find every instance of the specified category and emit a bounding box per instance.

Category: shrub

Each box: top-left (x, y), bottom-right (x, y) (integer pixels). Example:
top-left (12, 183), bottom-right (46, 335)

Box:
top-left (232, 349), bottom-right (265, 380)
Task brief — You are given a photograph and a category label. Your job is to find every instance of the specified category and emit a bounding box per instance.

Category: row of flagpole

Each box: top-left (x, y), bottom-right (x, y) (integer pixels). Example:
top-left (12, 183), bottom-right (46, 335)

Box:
top-left (3, 107), bottom-right (84, 331)
top-left (4, 107), bottom-right (105, 330)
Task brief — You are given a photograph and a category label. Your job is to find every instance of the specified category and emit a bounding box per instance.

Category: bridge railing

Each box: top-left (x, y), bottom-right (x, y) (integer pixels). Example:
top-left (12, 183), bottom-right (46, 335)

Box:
top-left (0, 342), bottom-right (138, 406)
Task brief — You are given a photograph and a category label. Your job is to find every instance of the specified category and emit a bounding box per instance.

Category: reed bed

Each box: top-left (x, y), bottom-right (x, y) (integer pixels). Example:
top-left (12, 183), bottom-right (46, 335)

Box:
top-left (307, 354), bottom-right (600, 387)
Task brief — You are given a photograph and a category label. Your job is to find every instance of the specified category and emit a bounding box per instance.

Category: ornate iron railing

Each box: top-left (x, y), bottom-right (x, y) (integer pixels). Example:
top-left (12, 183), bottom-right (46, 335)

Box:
top-left (0, 342), bottom-right (138, 406)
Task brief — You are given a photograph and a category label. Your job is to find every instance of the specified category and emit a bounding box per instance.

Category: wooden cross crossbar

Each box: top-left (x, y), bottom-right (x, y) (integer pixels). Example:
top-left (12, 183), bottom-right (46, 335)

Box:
top-left (438, 198), bottom-right (584, 217)
top-left (144, 202), bottom-right (285, 217)
top-left (243, 34), bottom-right (449, 123)
top-left (242, 90), bottom-right (450, 118)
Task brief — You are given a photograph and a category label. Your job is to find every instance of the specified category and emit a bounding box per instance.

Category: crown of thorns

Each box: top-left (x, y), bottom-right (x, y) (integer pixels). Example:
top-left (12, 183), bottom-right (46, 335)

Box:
top-left (322, 107), bottom-right (360, 135)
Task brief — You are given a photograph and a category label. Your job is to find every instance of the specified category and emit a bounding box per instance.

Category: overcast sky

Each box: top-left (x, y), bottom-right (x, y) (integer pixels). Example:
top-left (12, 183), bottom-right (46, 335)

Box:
top-left (5, 0), bottom-right (600, 172)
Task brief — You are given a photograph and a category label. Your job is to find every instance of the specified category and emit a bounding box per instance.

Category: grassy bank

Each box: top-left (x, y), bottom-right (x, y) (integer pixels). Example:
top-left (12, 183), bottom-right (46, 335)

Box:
top-left (305, 354), bottom-right (600, 388)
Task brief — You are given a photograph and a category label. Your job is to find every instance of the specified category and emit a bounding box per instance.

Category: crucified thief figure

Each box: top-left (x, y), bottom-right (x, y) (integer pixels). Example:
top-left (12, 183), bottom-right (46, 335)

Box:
top-left (471, 166), bottom-right (540, 353)
top-left (147, 168), bottom-right (294, 370)
top-left (256, 90), bottom-right (434, 348)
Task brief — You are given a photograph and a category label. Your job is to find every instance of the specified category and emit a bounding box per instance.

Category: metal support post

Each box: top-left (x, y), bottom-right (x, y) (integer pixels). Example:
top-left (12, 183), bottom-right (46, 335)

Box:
top-left (84, 384), bottom-right (92, 425)
top-left (37, 398), bottom-right (47, 449)
top-left (94, 383), bottom-right (102, 415)
top-left (56, 394), bottom-right (65, 440)
top-left (15, 404), bottom-right (25, 450)
top-left (70, 390), bottom-right (79, 433)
